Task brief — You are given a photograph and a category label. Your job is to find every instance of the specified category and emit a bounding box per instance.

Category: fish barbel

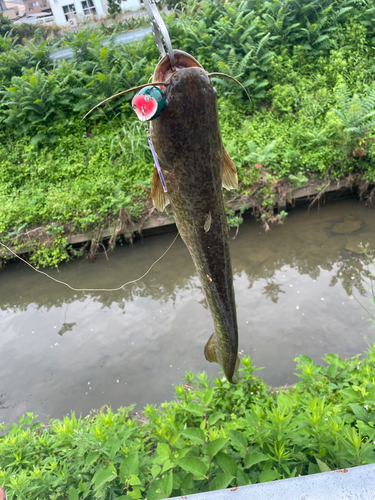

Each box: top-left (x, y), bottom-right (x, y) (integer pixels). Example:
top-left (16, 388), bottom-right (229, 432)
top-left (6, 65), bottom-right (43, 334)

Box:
top-left (150, 50), bottom-right (240, 383)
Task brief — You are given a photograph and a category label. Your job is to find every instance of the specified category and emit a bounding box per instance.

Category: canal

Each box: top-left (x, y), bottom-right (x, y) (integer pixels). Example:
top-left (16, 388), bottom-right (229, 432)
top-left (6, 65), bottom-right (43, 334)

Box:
top-left (0, 197), bottom-right (374, 424)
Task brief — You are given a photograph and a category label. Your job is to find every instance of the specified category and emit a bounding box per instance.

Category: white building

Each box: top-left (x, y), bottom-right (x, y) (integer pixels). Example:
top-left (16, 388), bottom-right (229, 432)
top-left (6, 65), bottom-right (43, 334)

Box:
top-left (50, 0), bottom-right (141, 26)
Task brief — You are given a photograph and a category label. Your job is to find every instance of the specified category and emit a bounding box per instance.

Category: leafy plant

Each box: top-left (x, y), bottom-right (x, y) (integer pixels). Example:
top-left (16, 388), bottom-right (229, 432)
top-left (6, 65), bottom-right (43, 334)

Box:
top-left (333, 84), bottom-right (375, 139)
top-left (0, 12), bottom-right (13, 37)
top-left (107, 0), bottom-right (122, 16)
top-left (2, 347), bottom-right (375, 499)
top-left (1, 0), bottom-right (375, 266)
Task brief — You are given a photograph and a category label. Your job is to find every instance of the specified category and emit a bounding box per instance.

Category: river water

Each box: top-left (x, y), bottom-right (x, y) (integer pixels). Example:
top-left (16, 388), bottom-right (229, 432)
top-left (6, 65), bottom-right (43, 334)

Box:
top-left (1, 198), bottom-right (375, 424)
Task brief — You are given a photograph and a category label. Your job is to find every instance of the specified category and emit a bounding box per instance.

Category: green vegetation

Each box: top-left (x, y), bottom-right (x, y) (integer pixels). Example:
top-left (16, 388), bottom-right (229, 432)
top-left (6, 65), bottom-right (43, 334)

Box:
top-left (2, 348), bottom-right (375, 499)
top-left (1, 0), bottom-right (375, 267)
top-left (107, 0), bottom-right (123, 16)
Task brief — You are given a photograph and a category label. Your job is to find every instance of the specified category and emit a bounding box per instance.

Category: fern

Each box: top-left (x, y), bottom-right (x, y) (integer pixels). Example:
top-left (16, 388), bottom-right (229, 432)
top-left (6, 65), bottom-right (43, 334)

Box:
top-left (333, 85), bottom-right (375, 138)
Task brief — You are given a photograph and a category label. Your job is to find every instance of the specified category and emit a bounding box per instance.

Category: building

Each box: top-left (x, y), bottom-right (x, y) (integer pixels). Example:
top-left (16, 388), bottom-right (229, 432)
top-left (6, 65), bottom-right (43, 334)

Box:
top-left (49, 0), bottom-right (141, 27)
top-left (24, 0), bottom-right (51, 16)
top-left (1, 0), bottom-right (26, 20)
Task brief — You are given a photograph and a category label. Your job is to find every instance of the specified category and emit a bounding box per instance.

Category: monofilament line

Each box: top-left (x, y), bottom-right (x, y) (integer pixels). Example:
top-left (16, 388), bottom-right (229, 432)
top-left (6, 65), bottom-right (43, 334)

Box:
top-left (0, 233), bottom-right (179, 292)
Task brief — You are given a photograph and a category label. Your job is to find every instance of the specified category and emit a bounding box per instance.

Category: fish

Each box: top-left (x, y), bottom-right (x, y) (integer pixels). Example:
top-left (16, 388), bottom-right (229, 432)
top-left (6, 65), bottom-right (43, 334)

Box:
top-left (83, 50), bottom-right (243, 382)
top-left (149, 50), bottom-right (240, 383)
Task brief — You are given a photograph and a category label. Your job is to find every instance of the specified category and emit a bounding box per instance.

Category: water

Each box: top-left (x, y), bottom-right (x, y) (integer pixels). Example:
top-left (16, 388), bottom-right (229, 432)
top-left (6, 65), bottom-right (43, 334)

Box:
top-left (1, 198), bottom-right (375, 424)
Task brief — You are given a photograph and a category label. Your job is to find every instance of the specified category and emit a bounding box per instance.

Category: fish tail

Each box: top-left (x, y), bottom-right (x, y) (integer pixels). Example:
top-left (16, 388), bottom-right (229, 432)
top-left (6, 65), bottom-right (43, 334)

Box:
top-left (204, 332), bottom-right (240, 384)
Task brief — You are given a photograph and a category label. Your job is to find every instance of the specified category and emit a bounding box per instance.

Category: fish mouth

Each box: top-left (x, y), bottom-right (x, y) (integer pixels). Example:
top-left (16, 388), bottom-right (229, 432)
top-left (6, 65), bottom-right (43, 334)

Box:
top-left (153, 50), bottom-right (203, 83)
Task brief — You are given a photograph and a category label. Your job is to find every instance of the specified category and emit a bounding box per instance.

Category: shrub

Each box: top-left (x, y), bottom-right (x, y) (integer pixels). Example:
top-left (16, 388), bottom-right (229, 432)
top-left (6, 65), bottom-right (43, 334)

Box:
top-left (1, 347), bottom-right (375, 499)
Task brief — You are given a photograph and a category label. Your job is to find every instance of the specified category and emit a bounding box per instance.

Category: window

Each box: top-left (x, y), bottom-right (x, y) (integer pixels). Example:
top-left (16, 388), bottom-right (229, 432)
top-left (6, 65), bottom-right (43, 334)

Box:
top-left (63, 3), bottom-right (76, 21)
top-left (33, 2), bottom-right (39, 6)
top-left (81, 0), bottom-right (96, 16)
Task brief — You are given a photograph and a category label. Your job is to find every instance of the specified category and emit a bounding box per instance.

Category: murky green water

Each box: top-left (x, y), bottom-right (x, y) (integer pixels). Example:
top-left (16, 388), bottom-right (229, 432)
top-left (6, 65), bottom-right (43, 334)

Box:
top-left (1, 198), bottom-right (375, 424)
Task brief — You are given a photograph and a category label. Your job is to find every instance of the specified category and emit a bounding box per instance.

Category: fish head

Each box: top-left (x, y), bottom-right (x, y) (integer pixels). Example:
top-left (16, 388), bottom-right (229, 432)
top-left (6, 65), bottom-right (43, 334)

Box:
top-left (153, 49), bottom-right (203, 83)
top-left (150, 51), bottom-right (219, 170)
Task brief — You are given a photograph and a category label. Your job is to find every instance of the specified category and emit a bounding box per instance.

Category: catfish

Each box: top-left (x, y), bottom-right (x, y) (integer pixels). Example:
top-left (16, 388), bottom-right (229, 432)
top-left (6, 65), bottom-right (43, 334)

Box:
top-left (84, 50), bottom-right (242, 382)
top-left (150, 50), bottom-right (240, 383)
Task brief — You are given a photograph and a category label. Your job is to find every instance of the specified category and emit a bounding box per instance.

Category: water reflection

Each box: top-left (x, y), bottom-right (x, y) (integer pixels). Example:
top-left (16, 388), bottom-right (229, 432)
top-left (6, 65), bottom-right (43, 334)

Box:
top-left (0, 198), bottom-right (374, 425)
top-left (262, 281), bottom-right (286, 303)
top-left (0, 394), bottom-right (6, 410)
top-left (58, 322), bottom-right (77, 336)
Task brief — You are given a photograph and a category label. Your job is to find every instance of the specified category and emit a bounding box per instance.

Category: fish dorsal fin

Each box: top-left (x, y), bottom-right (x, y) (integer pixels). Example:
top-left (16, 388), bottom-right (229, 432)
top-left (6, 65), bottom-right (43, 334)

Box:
top-left (151, 168), bottom-right (170, 211)
top-left (222, 148), bottom-right (238, 190)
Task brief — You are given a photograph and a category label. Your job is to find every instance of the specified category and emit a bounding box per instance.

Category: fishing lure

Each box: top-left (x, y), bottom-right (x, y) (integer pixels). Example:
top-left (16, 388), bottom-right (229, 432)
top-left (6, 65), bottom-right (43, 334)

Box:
top-left (131, 85), bottom-right (168, 192)
top-left (132, 85), bottom-right (166, 122)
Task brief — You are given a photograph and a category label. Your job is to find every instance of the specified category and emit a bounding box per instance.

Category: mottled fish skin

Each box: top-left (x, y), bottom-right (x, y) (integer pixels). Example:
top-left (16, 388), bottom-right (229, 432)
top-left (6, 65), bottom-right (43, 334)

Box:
top-left (150, 52), bottom-right (239, 383)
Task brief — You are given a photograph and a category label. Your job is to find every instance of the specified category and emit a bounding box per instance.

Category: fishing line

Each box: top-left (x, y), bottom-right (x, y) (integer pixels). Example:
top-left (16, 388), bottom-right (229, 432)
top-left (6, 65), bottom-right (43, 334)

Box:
top-left (0, 232), bottom-right (179, 292)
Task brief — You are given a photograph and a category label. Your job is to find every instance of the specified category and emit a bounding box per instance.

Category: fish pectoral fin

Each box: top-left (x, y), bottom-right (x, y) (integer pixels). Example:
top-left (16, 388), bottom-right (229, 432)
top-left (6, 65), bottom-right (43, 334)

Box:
top-left (222, 148), bottom-right (238, 191)
top-left (204, 332), bottom-right (240, 384)
top-left (204, 212), bottom-right (212, 233)
top-left (204, 333), bottom-right (218, 363)
top-left (151, 168), bottom-right (170, 211)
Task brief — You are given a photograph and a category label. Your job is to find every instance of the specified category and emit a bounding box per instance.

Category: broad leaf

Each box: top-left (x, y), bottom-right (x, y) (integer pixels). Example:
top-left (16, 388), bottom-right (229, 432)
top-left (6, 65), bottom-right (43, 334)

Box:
top-left (129, 475), bottom-right (142, 486)
top-left (203, 389), bottom-right (214, 406)
top-left (365, 387), bottom-right (375, 403)
top-left (107, 436), bottom-right (121, 459)
top-left (228, 430), bottom-right (247, 450)
top-left (209, 473), bottom-right (234, 491)
top-left (182, 427), bottom-right (205, 443)
top-left (85, 451), bottom-right (97, 466)
top-left (215, 452), bottom-right (238, 476)
top-left (185, 403), bottom-right (205, 415)
top-left (326, 363), bottom-right (338, 378)
top-left (350, 403), bottom-right (369, 422)
top-left (340, 389), bottom-right (360, 402)
top-left (178, 457), bottom-right (208, 478)
top-left (259, 469), bottom-right (278, 482)
top-left (207, 437), bottom-right (228, 458)
top-left (244, 451), bottom-right (269, 468)
top-left (170, 433), bottom-right (180, 446)
top-left (157, 443), bottom-right (171, 458)
top-left (161, 470), bottom-right (173, 498)
top-left (181, 472), bottom-right (194, 490)
top-left (237, 468), bottom-right (251, 486)
top-left (120, 449), bottom-right (139, 477)
top-left (208, 412), bottom-right (225, 425)
top-left (316, 457), bottom-right (331, 473)
top-left (93, 466), bottom-right (117, 490)
top-left (68, 487), bottom-right (79, 500)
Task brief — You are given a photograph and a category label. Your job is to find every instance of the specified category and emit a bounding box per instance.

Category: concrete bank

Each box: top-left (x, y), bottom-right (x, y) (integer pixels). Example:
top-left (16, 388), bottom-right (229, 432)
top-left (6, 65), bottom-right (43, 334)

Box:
top-left (67, 178), bottom-right (352, 246)
top-left (164, 464), bottom-right (375, 500)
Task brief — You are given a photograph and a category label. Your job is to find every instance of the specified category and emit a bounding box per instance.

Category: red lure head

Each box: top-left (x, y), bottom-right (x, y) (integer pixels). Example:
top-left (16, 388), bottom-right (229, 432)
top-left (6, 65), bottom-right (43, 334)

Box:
top-left (132, 86), bottom-right (165, 122)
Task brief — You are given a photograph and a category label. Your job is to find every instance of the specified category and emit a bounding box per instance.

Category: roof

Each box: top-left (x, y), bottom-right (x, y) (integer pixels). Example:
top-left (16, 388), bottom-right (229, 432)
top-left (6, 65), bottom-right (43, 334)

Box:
top-left (4, 1), bottom-right (25, 10)
top-left (2, 6), bottom-right (24, 19)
